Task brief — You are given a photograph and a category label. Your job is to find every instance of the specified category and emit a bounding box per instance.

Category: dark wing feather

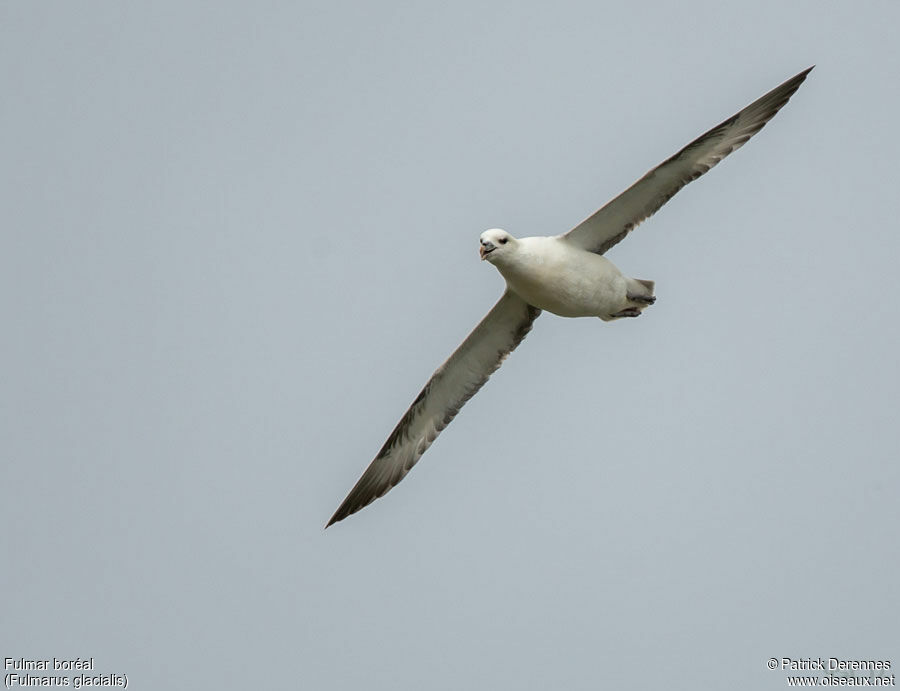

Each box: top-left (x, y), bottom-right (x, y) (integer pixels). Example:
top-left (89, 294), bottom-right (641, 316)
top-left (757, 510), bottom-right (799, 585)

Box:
top-left (562, 67), bottom-right (813, 255)
top-left (326, 291), bottom-right (541, 527)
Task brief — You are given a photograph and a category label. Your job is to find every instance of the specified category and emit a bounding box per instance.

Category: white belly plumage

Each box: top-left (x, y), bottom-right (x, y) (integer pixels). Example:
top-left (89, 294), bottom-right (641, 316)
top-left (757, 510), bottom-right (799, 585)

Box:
top-left (494, 236), bottom-right (634, 318)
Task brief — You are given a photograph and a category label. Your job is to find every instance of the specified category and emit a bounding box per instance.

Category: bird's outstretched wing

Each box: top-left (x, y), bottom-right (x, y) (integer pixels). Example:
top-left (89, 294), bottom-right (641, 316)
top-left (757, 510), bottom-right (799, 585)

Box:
top-left (562, 66), bottom-right (813, 255)
top-left (327, 291), bottom-right (541, 527)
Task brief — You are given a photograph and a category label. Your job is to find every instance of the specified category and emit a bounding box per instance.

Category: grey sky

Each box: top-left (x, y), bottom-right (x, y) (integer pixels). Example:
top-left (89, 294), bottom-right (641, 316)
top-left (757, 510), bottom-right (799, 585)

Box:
top-left (2, 2), bottom-right (898, 690)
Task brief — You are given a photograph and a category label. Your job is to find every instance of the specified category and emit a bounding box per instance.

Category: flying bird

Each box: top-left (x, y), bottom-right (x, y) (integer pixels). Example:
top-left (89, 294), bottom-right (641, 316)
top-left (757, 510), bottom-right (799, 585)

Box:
top-left (327, 66), bottom-right (813, 527)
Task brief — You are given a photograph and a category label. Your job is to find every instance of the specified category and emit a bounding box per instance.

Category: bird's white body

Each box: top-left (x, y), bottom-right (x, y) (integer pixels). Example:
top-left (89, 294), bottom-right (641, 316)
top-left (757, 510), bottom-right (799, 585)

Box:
top-left (481, 232), bottom-right (654, 320)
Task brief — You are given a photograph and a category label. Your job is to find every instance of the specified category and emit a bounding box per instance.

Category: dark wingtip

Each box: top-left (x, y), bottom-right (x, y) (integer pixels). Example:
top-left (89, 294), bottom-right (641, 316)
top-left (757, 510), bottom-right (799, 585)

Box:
top-left (791, 65), bottom-right (815, 86)
top-left (324, 505), bottom-right (349, 529)
top-left (770, 66), bottom-right (814, 98)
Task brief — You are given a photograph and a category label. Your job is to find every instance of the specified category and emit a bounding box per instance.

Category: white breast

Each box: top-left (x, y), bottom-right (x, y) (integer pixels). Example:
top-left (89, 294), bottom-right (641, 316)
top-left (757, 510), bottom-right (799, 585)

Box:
top-left (494, 237), bottom-right (628, 318)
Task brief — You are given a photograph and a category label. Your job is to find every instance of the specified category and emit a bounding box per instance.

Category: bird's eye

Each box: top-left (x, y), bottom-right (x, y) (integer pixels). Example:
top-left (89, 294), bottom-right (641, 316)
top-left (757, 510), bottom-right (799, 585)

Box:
top-left (499, 237), bottom-right (508, 244)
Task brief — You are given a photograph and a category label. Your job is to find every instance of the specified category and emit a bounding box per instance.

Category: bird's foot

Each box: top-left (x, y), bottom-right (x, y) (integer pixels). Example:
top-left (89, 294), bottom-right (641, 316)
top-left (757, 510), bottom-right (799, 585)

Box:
top-left (627, 294), bottom-right (656, 305)
top-left (610, 308), bottom-right (642, 318)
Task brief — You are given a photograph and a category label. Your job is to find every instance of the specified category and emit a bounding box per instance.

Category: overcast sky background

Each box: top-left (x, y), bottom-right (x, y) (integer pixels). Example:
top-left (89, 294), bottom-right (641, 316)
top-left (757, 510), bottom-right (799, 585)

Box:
top-left (3, 2), bottom-right (898, 689)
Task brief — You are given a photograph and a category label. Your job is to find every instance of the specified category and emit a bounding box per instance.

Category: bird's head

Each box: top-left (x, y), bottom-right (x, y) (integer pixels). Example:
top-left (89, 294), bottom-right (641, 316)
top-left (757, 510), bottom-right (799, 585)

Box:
top-left (479, 229), bottom-right (516, 263)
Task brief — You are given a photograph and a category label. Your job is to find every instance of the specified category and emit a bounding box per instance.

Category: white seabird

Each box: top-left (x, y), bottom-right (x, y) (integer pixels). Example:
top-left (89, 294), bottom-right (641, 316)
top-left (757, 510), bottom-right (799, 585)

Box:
top-left (327, 66), bottom-right (813, 527)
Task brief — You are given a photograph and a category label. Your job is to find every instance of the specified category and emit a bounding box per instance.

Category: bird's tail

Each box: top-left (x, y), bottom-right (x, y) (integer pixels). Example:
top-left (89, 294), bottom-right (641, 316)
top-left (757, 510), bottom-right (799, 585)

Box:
top-left (623, 278), bottom-right (656, 314)
top-left (634, 278), bottom-right (654, 294)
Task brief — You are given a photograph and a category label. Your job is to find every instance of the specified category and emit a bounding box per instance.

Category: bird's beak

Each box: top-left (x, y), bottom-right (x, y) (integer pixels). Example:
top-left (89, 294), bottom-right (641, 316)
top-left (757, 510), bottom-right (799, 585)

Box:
top-left (479, 242), bottom-right (495, 260)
